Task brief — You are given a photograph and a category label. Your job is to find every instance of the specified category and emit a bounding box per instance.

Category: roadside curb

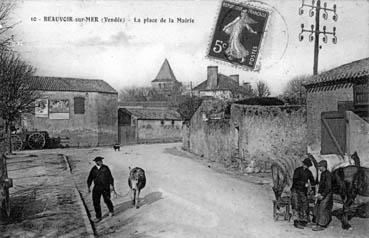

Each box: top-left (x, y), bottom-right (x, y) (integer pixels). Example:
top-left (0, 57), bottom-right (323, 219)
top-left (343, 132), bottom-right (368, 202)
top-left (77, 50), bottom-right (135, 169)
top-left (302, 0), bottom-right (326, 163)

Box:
top-left (62, 154), bottom-right (96, 238)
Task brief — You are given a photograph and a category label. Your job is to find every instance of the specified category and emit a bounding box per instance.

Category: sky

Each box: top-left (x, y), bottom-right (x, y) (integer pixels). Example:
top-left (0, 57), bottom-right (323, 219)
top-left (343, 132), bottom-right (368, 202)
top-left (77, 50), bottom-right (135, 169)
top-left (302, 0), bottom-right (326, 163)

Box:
top-left (8, 0), bottom-right (369, 95)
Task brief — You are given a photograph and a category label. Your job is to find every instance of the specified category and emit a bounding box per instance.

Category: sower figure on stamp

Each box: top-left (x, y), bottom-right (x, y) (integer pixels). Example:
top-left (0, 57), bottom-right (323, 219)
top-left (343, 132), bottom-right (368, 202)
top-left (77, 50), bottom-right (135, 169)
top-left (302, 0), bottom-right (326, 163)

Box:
top-left (223, 10), bottom-right (257, 63)
top-left (87, 156), bottom-right (115, 223)
top-left (291, 157), bottom-right (316, 229)
top-left (312, 160), bottom-right (333, 231)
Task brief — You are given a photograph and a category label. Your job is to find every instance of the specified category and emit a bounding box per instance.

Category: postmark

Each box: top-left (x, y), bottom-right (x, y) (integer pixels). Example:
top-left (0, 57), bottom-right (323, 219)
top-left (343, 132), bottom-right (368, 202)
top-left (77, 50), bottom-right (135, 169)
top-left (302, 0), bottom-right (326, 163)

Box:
top-left (207, 0), bottom-right (271, 71)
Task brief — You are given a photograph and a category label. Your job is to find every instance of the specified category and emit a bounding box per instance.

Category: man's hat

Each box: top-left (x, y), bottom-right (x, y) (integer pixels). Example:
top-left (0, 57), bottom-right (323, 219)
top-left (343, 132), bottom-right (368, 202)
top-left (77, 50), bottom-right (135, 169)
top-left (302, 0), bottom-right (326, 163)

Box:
top-left (93, 156), bottom-right (104, 162)
top-left (318, 160), bottom-right (328, 168)
top-left (302, 158), bottom-right (313, 167)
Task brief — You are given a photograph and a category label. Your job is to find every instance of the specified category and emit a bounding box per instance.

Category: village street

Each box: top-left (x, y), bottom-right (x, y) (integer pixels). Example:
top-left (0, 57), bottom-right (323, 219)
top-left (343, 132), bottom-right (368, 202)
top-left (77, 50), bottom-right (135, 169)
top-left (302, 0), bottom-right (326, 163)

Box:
top-left (61, 143), bottom-right (368, 238)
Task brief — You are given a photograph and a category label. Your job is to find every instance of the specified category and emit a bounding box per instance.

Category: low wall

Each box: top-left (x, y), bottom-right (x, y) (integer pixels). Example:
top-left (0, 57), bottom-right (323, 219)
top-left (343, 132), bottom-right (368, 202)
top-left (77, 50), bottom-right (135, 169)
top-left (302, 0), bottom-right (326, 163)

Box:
top-left (184, 101), bottom-right (307, 172)
top-left (137, 120), bottom-right (182, 142)
top-left (186, 100), bottom-right (232, 163)
top-left (230, 104), bottom-right (307, 170)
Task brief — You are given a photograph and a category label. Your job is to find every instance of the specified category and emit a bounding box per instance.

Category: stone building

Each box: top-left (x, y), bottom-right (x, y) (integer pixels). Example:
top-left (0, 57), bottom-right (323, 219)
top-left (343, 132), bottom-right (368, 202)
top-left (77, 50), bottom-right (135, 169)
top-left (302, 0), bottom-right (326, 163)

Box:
top-left (118, 107), bottom-right (182, 144)
top-left (304, 57), bottom-right (369, 154)
top-left (193, 66), bottom-right (252, 100)
top-left (22, 76), bottom-right (118, 147)
top-left (151, 59), bottom-right (182, 96)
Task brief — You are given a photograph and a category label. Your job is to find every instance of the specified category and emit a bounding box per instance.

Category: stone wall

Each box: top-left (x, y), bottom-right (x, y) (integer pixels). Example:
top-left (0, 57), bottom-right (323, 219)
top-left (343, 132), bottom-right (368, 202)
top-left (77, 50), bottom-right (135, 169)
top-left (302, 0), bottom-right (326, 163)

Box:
top-left (185, 101), bottom-right (306, 171)
top-left (186, 100), bottom-right (232, 163)
top-left (306, 85), bottom-right (353, 151)
top-left (137, 119), bottom-right (182, 143)
top-left (230, 104), bottom-right (307, 170)
top-left (182, 123), bottom-right (190, 150)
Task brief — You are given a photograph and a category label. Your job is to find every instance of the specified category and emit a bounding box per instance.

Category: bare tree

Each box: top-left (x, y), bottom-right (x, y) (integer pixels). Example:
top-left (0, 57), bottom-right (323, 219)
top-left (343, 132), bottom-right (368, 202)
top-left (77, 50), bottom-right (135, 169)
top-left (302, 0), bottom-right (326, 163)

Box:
top-left (254, 81), bottom-right (271, 97)
top-left (282, 75), bottom-right (311, 105)
top-left (0, 1), bottom-right (16, 50)
top-left (172, 95), bottom-right (203, 121)
top-left (0, 51), bottom-right (39, 153)
top-left (119, 87), bottom-right (151, 102)
top-left (119, 84), bottom-right (185, 102)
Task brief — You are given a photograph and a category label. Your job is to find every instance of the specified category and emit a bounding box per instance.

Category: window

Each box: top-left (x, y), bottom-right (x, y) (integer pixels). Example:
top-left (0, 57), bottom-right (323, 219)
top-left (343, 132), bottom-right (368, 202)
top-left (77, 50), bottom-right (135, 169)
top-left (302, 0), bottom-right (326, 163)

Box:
top-left (74, 97), bottom-right (85, 114)
top-left (161, 120), bottom-right (164, 126)
top-left (171, 120), bottom-right (175, 126)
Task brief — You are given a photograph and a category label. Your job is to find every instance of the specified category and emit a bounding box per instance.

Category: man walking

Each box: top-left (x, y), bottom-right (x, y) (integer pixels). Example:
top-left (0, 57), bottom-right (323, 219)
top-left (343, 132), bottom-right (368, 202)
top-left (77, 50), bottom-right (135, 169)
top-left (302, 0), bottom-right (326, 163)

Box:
top-left (87, 156), bottom-right (115, 222)
top-left (291, 157), bottom-right (316, 229)
top-left (313, 160), bottom-right (333, 231)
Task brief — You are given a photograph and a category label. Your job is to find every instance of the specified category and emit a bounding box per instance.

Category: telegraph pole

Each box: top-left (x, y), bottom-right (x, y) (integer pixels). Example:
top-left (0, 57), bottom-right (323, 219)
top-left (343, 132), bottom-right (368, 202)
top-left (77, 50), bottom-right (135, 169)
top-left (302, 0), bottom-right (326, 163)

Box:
top-left (299, 0), bottom-right (338, 75)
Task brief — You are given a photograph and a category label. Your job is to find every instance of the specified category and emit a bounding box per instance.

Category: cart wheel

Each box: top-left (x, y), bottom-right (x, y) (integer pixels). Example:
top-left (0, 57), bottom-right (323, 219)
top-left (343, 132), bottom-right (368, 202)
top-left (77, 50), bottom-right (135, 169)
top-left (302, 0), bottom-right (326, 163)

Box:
top-left (11, 135), bottom-right (23, 151)
top-left (28, 132), bottom-right (46, 150)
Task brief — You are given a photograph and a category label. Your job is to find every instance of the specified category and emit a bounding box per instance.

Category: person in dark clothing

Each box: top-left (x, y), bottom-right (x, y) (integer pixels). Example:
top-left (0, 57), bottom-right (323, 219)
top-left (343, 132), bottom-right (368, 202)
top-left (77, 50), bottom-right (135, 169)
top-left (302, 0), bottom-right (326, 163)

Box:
top-left (87, 156), bottom-right (115, 223)
top-left (291, 157), bottom-right (316, 229)
top-left (313, 160), bottom-right (333, 231)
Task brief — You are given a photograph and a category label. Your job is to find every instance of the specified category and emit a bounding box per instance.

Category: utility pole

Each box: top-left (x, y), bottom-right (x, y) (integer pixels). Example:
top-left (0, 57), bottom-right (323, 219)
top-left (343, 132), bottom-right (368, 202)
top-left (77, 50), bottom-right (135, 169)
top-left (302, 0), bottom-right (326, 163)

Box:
top-left (190, 81), bottom-right (193, 97)
top-left (299, 0), bottom-right (338, 75)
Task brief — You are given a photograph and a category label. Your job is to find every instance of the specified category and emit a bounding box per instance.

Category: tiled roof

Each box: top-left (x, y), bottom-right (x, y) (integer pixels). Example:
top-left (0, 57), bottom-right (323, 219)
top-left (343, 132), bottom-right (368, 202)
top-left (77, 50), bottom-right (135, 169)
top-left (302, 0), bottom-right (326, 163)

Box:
top-left (193, 74), bottom-right (248, 95)
top-left (122, 107), bottom-right (182, 120)
top-left (29, 76), bottom-right (117, 94)
top-left (152, 59), bottom-right (178, 83)
top-left (304, 57), bottom-right (369, 86)
top-left (118, 101), bottom-right (169, 108)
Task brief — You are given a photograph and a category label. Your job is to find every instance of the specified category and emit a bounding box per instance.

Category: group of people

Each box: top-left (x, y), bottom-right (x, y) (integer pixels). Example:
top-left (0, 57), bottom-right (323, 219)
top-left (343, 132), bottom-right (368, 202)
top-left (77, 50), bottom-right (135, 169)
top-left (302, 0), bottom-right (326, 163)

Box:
top-left (291, 158), bottom-right (333, 231)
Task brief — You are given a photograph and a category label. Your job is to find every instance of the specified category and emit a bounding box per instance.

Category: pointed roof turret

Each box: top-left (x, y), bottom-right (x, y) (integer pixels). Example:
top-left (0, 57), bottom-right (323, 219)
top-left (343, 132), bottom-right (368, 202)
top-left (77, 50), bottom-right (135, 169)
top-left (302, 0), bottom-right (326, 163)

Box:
top-left (152, 59), bottom-right (178, 82)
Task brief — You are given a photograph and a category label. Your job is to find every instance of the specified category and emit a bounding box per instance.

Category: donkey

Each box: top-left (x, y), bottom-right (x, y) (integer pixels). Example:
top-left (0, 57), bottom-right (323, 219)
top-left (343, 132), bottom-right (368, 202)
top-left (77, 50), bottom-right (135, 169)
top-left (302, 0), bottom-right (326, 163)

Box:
top-left (128, 167), bottom-right (146, 209)
top-left (331, 165), bottom-right (369, 229)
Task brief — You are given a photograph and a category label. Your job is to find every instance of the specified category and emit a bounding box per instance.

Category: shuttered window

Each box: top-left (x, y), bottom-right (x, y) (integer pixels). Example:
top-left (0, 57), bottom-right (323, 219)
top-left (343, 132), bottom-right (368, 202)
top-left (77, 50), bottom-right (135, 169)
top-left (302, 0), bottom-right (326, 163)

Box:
top-left (74, 97), bottom-right (85, 114)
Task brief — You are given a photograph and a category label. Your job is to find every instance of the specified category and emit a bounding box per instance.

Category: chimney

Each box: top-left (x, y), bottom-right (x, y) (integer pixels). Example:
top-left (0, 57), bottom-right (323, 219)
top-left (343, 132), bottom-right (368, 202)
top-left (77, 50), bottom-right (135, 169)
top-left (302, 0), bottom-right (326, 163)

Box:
top-left (207, 66), bottom-right (218, 89)
top-left (229, 75), bottom-right (239, 85)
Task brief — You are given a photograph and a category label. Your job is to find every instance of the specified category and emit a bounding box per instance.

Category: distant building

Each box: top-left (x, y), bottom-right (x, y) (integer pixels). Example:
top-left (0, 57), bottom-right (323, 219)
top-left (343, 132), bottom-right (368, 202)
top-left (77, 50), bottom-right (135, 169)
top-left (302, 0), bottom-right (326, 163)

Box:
top-left (22, 76), bottom-right (118, 147)
top-left (193, 66), bottom-right (251, 100)
top-left (118, 107), bottom-right (182, 144)
top-left (304, 57), bottom-right (369, 157)
top-left (151, 59), bottom-right (182, 96)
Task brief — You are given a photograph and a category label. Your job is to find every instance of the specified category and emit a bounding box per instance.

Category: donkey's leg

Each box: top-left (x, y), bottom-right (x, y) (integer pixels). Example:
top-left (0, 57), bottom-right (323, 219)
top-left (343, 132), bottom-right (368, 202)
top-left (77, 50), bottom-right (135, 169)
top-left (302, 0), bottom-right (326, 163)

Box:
top-left (135, 190), bottom-right (140, 209)
top-left (132, 189), bottom-right (136, 206)
top-left (341, 191), bottom-right (356, 230)
top-left (342, 200), bottom-right (351, 229)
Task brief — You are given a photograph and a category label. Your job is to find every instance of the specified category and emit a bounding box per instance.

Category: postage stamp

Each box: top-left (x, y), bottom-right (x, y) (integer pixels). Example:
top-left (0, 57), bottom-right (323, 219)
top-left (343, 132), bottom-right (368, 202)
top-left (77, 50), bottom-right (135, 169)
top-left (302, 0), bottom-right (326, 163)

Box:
top-left (207, 0), bottom-right (270, 71)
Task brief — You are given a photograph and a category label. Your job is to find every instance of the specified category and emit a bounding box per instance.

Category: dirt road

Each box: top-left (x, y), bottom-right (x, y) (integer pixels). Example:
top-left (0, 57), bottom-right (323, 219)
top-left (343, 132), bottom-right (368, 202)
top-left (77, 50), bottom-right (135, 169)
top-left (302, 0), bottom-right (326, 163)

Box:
top-left (65, 143), bottom-right (368, 238)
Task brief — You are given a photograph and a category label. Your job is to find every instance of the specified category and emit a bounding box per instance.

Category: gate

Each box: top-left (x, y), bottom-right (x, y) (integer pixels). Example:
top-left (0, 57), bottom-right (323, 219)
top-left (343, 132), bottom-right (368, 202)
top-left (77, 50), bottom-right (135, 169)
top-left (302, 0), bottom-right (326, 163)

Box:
top-left (321, 111), bottom-right (346, 156)
top-left (118, 126), bottom-right (137, 145)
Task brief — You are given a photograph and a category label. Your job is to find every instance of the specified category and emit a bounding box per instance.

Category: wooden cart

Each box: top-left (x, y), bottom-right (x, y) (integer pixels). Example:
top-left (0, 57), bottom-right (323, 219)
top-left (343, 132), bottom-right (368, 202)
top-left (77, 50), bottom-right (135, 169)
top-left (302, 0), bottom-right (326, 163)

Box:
top-left (10, 131), bottom-right (49, 151)
top-left (273, 193), bottom-right (316, 222)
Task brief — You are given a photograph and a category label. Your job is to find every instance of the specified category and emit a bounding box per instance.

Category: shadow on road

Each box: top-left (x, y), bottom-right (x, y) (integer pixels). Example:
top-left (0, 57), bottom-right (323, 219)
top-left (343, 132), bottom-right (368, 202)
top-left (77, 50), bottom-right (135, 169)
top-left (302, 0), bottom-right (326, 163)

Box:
top-left (332, 202), bottom-right (369, 221)
top-left (113, 191), bottom-right (163, 216)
